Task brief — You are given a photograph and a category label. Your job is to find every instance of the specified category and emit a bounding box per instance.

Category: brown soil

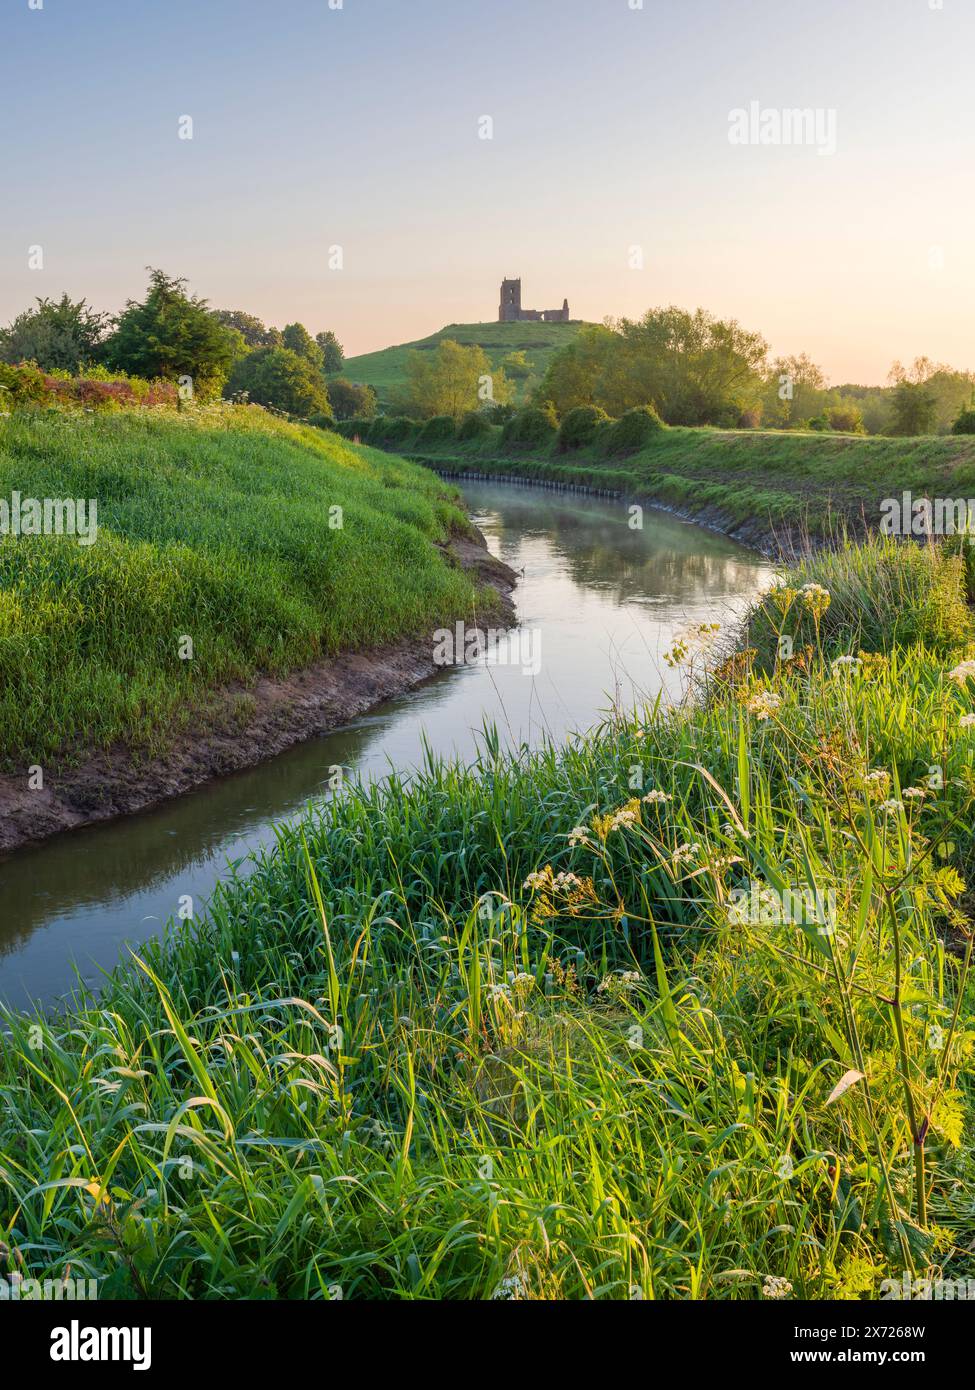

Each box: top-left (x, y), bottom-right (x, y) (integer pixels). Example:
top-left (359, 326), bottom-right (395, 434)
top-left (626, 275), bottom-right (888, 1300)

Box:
top-left (0, 534), bottom-right (517, 857)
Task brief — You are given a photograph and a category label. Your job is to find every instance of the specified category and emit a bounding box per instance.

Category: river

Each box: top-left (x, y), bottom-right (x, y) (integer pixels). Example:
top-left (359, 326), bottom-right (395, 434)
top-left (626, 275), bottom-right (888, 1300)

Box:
top-left (0, 481), bottom-right (774, 1011)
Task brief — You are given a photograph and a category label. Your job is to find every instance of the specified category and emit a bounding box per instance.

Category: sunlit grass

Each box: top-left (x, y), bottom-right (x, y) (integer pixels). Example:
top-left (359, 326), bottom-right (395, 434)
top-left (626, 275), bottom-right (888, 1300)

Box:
top-left (1, 538), bottom-right (972, 1299)
top-left (0, 403), bottom-right (483, 766)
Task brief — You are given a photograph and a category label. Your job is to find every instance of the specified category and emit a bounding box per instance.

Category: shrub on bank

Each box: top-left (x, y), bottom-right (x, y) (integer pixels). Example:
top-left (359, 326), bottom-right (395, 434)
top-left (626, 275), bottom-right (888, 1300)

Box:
top-left (952, 408), bottom-right (975, 436)
top-left (501, 404), bottom-right (558, 450)
top-left (748, 535), bottom-right (975, 663)
top-left (600, 404), bottom-right (665, 456)
top-left (0, 360), bottom-right (177, 412)
top-left (417, 415), bottom-right (457, 445)
top-left (457, 410), bottom-right (494, 441)
top-left (367, 416), bottom-right (419, 446)
top-left (557, 404), bottom-right (609, 453)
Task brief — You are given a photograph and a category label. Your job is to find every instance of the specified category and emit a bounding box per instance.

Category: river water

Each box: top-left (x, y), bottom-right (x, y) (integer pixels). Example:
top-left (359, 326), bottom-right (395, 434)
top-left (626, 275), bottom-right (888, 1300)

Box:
top-left (0, 481), bottom-right (773, 1011)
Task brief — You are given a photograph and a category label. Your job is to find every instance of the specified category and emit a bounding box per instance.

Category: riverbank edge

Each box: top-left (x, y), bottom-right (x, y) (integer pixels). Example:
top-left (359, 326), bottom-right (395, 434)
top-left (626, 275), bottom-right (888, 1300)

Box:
top-left (406, 455), bottom-right (801, 559)
top-left (0, 533), bottom-right (518, 857)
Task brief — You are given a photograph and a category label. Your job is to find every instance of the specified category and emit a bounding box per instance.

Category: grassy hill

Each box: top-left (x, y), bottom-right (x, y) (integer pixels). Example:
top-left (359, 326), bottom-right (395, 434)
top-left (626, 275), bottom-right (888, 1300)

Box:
top-left (0, 403), bottom-right (485, 767)
top-left (337, 320), bottom-right (591, 409)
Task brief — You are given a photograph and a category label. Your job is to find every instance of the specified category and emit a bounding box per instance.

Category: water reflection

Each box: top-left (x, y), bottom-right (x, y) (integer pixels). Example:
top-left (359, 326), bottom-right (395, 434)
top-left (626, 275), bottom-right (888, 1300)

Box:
top-left (0, 482), bottom-right (773, 1010)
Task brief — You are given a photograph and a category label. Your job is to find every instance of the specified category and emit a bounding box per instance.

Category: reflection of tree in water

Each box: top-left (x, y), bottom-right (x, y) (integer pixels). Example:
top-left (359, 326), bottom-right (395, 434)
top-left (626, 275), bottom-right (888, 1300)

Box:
top-left (473, 487), bottom-right (770, 610)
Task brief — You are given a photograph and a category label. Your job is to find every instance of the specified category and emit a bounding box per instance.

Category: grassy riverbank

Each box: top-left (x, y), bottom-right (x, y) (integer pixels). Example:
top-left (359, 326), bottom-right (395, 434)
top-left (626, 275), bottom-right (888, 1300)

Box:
top-left (2, 535), bottom-right (973, 1300)
top-left (0, 403), bottom-right (489, 769)
top-left (355, 421), bottom-right (975, 548)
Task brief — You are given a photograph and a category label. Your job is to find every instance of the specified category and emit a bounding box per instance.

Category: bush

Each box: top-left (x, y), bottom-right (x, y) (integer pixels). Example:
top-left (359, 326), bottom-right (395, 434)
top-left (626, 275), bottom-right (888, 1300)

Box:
top-left (826, 403), bottom-right (865, 434)
top-left (457, 411), bottom-right (494, 441)
top-left (327, 378), bottom-right (378, 422)
top-left (557, 405), bottom-right (609, 453)
top-left (333, 417), bottom-right (373, 440)
top-left (0, 362), bottom-right (177, 412)
top-left (367, 416), bottom-right (419, 446)
top-left (748, 536), bottom-right (975, 664)
top-left (417, 415), bottom-right (457, 445)
top-left (952, 408), bottom-right (975, 436)
top-left (501, 404), bottom-right (558, 450)
top-left (225, 347), bottom-right (332, 421)
top-left (600, 405), bottom-right (665, 457)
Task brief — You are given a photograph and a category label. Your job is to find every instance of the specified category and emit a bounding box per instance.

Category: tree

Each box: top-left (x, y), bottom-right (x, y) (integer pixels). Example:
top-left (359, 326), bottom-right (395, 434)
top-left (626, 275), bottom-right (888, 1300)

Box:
top-left (327, 378), bottom-right (378, 421)
top-left (316, 330), bottom-right (344, 374)
top-left (211, 309), bottom-right (281, 348)
top-left (396, 339), bottom-right (511, 418)
top-left (0, 293), bottom-right (110, 372)
top-left (104, 269), bottom-right (237, 398)
top-left (536, 325), bottom-right (616, 414)
top-left (887, 361), bottom-right (939, 436)
top-left (610, 308), bottom-right (768, 425)
top-left (539, 310), bottom-right (767, 425)
top-left (225, 346), bottom-right (332, 420)
top-left (282, 322), bottom-right (324, 371)
top-left (825, 401), bottom-right (865, 433)
top-left (764, 353), bottom-right (828, 427)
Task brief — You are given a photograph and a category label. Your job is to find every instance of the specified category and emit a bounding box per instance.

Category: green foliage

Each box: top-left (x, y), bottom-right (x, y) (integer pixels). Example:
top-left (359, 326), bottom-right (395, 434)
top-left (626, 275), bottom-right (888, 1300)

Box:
top-left (316, 330), bottom-right (344, 374)
top-left (225, 347), bottom-right (332, 420)
top-left (366, 416), bottom-right (419, 446)
top-left (0, 361), bottom-right (176, 411)
top-left (889, 379), bottom-right (938, 437)
top-left (210, 309), bottom-right (281, 348)
top-left (417, 415), bottom-right (457, 444)
top-left (749, 536), bottom-right (975, 663)
top-left (501, 404), bottom-right (558, 450)
top-left (457, 410), bottom-right (494, 441)
top-left (500, 349), bottom-right (532, 379)
top-left (825, 400), bottom-right (865, 433)
top-left (600, 404), bottom-right (665, 456)
top-left (332, 416), bottom-right (374, 440)
top-left (557, 404), bottom-right (609, 452)
top-left (0, 293), bottom-right (109, 373)
top-left (0, 405), bottom-right (480, 764)
top-left (327, 378), bottom-right (378, 421)
top-left (540, 308), bottom-right (766, 426)
top-left (1, 537), bottom-right (972, 1297)
top-left (952, 408), bottom-right (975, 436)
top-left (397, 339), bottom-right (512, 419)
top-left (105, 269), bottom-right (236, 400)
top-left (281, 322), bottom-right (324, 371)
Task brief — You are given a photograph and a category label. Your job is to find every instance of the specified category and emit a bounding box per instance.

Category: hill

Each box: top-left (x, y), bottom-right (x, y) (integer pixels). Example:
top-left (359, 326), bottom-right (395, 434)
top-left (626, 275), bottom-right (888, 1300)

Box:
top-left (336, 319), bottom-right (591, 409)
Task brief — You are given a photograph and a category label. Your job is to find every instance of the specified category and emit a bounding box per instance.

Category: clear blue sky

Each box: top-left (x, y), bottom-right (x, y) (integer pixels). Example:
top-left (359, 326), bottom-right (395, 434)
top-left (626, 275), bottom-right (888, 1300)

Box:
top-left (1, 0), bottom-right (972, 381)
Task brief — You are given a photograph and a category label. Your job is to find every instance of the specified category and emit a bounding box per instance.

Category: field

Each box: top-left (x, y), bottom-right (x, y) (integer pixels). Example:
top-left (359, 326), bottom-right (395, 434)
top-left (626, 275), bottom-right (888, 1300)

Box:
top-left (1, 534), bottom-right (973, 1299)
top-left (0, 403), bottom-right (486, 768)
top-left (336, 320), bottom-right (589, 409)
top-left (372, 421), bottom-right (975, 544)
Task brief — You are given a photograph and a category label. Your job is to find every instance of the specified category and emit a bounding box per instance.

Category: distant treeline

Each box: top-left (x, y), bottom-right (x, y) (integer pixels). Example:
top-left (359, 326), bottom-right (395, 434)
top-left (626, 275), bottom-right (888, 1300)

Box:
top-left (3, 276), bottom-right (973, 436)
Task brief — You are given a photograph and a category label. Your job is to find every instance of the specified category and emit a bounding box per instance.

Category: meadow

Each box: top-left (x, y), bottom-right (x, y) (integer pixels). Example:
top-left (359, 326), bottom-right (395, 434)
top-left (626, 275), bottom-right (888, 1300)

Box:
top-left (1, 534), bottom-right (973, 1299)
top-left (0, 403), bottom-right (488, 768)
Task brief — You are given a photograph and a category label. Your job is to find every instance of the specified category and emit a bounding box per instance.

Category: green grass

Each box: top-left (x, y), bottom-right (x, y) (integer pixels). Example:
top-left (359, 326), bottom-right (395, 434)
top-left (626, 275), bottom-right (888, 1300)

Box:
top-left (2, 536), bottom-right (973, 1299)
top-left (336, 320), bottom-right (590, 409)
top-left (385, 422), bottom-right (975, 542)
top-left (0, 402), bottom-right (490, 768)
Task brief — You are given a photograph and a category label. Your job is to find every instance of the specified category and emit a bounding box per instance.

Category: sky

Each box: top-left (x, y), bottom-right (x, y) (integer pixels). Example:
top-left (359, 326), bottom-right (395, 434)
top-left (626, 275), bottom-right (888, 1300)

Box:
top-left (1, 0), bottom-right (973, 383)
